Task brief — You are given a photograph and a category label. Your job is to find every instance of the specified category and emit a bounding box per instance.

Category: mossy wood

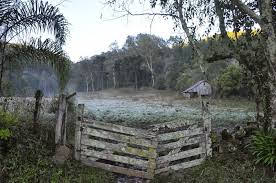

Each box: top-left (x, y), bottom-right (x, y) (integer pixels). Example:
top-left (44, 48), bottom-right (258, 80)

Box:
top-left (75, 104), bottom-right (212, 179)
top-left (82, 119), bottom-right (156, 138)
top-left (82, 125), bottom-right (157, 148)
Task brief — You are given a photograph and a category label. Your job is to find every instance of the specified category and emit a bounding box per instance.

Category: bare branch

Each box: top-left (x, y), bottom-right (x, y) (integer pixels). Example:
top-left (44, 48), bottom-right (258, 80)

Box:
top-left (124, 9), bottom-right (179, 19)
top-left (230, 0), bottom-right (262, 25)
top-left (102, 14), bottom-right (130, 21)
top-left (149, 14), bottom-right (156, 34)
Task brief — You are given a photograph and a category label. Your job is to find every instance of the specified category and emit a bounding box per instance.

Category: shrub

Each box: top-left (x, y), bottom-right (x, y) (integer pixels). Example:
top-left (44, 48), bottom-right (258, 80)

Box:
top-left (1, 120), bottom-right (114, 182)
top-left (217, 65), bottom-right (242, 97)
top-left (0, 110), bottom-right (18, 140)
top-left (250, 130), bottom-right (276, 170)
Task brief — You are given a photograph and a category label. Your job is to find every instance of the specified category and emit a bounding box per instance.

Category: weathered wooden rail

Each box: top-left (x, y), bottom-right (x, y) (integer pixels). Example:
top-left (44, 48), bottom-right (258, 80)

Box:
top-left (75, 104), bottom-right (212, 180)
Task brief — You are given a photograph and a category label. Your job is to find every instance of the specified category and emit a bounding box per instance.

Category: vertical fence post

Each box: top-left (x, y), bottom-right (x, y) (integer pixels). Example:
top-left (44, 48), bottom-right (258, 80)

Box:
top-left (33, 90), bottom-right (43, 134)
top-left (147, 139), bottom-right (158, 179)
top-left (202, 101), bottom-right (212, 157)
top-left (55, 94), bottom-right (66, 144)
top-left (75, 104), bottom-right (84, 161)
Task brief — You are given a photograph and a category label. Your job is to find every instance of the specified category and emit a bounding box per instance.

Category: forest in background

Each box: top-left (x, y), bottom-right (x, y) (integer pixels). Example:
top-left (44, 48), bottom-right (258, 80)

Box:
top-left (2, 33), bottom-right (253, 99)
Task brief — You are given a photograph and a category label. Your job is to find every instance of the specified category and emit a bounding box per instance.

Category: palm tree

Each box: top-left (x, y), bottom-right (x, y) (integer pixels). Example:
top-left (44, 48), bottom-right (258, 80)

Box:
top-left (0, 0), bottom-right (69, 95)
top-left (6, 38), bottom-right (71, 91)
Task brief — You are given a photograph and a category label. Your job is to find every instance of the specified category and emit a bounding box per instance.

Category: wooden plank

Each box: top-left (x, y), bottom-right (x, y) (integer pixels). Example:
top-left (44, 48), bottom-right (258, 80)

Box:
top-left (157, 147), bottom-right (203, 165)
top-left (147, 147), bottom-right (157, 178)
top-left (150, 119), bottom-right (199, 131)
top-left (74, 120), bottom-right (82, 160)
top-left (81, 138), bottom-right (156, 158)
top-left (82, 120), bottom-right (155, 138)
top-left (81, 157), bottom-right (153, 179)
top-left (203, 113), bottom-right (212, 157)
top-left (157, 127), bottom-right (203, 141)
top-left (82, 128), bottom-right (157, 148)
top-left (157, 136), bottom-right (202, 152)
top-left (74, 104), bottom-right (84, 161)
top-left (81, 148), bottom-right (148, 168)
top-left (155, 158), bottom-right (204, 174)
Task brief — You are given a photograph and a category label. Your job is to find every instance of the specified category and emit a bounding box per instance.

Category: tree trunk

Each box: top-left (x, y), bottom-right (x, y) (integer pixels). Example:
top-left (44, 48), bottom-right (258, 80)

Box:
top-left (255, 86), bottom-right (261, 123)
top-left (85, 77), bottom-right (89, 93)
top-left (0, 32), bottom-right (7, 97)
top-left (261, 1), bottom-right (276, 130)
top-left (214, 0), bottom-right (227, 38)
top-left (177, 0), bottom-right (206, 76)
top-left (262, 82), bottom-right (272, 133)
top-left (90, 73), bottom-right (95, 92)
top-left (33, 90), bottom-right (43, 134)
top-left (61, 102), bottom-right (68, 145)
top-left (151, 70), bottom-right (155, 88)
top-left (0, 58), bottom-right (4, 97)
top-left (101, 72), bottom-right (104, 90)
top-left (134, 70), bottom-right (138, 90)
top-left (146, 56), bottom-right (155, 88)
top-left (0, 45), bottom-right (6, 97)
top-left (113, 66), bottom-right (116, 88)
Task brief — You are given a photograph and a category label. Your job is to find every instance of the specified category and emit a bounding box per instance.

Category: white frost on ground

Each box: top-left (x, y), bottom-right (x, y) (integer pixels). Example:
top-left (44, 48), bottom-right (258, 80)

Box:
top-left (77, 98), bottom-right (255, 130)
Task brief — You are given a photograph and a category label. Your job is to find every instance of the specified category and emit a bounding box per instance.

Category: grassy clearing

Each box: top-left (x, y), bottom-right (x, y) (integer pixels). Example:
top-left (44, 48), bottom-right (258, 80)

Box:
top-left (153, 150), bottom-right (276, 183)
top-left (80, 95), bottom-right (255, 130)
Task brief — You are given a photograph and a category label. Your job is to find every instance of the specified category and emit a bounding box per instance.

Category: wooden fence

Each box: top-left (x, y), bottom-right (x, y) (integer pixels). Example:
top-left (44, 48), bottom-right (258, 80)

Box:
top-left (75, 104), bottom-right (211, 180)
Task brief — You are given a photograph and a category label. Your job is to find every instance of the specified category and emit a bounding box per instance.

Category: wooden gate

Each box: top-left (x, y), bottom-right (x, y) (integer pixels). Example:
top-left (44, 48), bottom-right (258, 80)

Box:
top-left (75, 104), bottom-right (211, 180)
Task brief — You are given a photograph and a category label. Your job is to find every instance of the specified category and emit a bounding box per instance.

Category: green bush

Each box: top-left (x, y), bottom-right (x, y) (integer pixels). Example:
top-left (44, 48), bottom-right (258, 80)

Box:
top-left (0, 110), bottom-right (18, 140)
top-left (217, 65), bottom-right (242, 97)
top-left (250, 130), bottom-right (276, 169)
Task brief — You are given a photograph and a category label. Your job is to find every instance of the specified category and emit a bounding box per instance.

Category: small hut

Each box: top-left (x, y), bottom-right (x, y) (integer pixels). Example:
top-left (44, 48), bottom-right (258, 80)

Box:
top-left (182, 80), bottom-right (212, 98)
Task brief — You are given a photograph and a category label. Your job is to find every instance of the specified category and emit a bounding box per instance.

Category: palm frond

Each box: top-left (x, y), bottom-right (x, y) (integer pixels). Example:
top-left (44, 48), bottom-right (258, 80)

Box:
top-left (0, 0), bottom-right (14, 17)
top-left (5, 38), bottom-right (71, 90)
top-left (1, 0), bottom-right (69, 45)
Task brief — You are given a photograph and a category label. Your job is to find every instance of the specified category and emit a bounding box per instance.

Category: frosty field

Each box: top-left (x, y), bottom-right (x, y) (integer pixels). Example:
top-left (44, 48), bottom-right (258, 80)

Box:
top-left (77, 89), bottom-right (256, 131)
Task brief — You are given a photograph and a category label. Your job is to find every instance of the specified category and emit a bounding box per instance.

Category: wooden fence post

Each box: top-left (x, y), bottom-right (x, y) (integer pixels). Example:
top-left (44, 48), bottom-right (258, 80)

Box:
top-left (147, 139), bottom-right (157, 179)
top-left (33, 90), bottom-right (43, 134)
top-left (55, 94), bottom-right (66, 145)
top-left (202, 101), bottom-right (212, 157)
top-left (75, 104), bottom-right (84, 160)
top-left (55, 92), bottom-right (76, 145)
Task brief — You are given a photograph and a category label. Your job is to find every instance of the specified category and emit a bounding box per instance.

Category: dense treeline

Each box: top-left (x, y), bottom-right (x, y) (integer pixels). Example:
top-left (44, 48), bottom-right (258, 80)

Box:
top-left (70, 33), bottom-right (253, 98)
top-left (1, 33), bottom-right (256, 99)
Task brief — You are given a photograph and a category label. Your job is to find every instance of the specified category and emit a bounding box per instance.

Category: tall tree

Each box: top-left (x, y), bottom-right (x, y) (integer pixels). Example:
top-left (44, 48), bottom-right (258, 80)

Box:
top-left (0, 0), bottom-right (69, 95)
top-left (211, 0), bottom-right (276, 130)
top-left (123, 34), bottom-right (166, 88)
top-left (105, 0), bottom-right (213, 78)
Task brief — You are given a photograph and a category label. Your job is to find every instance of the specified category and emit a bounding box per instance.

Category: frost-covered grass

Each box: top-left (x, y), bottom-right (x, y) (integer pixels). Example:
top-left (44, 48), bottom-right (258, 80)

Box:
top-left (78, 97), bottom-right (255, 130)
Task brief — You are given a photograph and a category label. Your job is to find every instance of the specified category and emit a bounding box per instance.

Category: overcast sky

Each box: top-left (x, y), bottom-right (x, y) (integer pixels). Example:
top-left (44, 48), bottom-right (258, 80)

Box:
top-left (45, 0), bottom-right (180, 62)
